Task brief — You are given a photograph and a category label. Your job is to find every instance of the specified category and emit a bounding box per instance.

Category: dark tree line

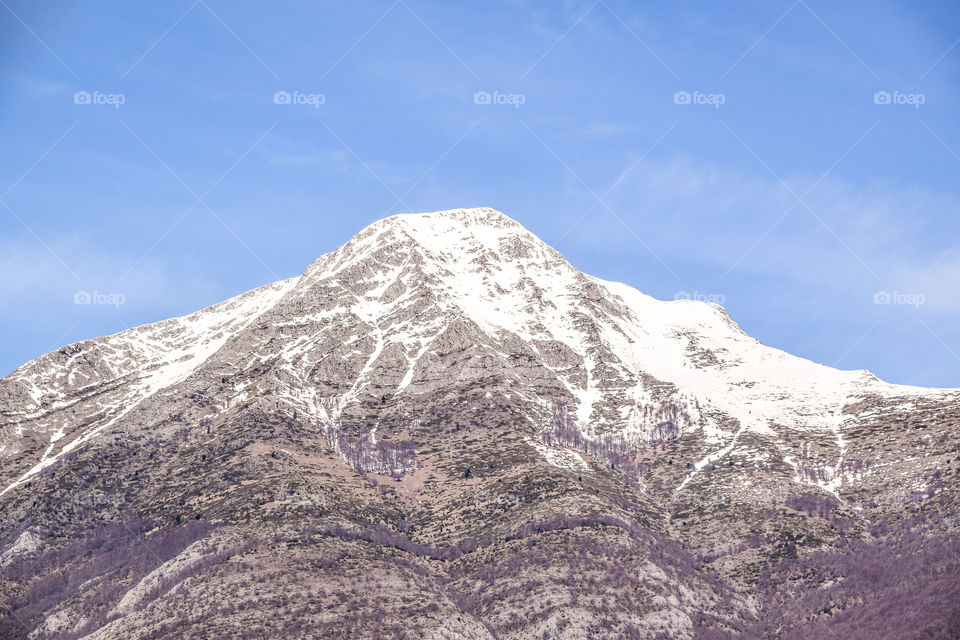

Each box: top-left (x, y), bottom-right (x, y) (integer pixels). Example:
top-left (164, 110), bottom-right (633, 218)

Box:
top-left (542, 403), bottom-right (648, 482)
top-left (317, 421), bottom-right (417, 476)
top-left (784, 493), bottom-right (852, 533)
top-left (0, 518), bottom-right (214, 640)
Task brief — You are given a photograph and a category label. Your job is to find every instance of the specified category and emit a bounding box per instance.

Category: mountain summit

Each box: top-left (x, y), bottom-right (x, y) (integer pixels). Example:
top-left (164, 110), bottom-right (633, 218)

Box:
top-left (1, 208), bottom-right (958, 639)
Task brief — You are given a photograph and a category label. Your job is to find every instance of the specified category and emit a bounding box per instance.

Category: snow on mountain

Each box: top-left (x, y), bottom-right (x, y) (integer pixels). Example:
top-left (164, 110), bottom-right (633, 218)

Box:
top-left (2, 207), bottom-right (958, 640)
top-left (0, 278), bottom-right (296, 496)
top-left (1, 207), bottom-right (955, 498)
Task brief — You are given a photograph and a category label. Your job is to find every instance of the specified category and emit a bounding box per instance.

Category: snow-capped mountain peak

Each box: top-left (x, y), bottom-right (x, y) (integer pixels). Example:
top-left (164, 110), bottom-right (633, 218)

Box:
top-left (0, 208), bottom-right (955, 501)
top-left (2, 208), bottom-right (958, 639)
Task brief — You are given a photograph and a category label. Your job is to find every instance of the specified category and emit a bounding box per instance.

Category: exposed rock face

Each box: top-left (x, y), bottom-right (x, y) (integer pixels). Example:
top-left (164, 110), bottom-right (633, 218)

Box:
top-left (1, 208), bottom-right (957, 639)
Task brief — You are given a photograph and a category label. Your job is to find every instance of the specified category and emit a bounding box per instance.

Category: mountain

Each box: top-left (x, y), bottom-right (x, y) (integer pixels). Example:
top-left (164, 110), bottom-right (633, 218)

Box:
top-left (1, 207), bottom-right (958, 639)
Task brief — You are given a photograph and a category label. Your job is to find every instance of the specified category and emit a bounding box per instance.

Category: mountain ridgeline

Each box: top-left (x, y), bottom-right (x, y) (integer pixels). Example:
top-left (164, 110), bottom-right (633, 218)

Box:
top-left (1, 208), bottom-right (958, 639)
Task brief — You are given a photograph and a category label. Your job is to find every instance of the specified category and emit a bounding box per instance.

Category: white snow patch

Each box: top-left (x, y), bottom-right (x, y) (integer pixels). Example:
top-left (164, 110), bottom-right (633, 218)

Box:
top-left (1, 277), bottom-right (298, 498)
top-left (526, 438), bottom-right (589, 473)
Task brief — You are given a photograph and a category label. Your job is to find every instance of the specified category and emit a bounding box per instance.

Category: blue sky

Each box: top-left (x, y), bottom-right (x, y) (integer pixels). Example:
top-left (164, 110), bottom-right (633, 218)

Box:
top-left (1, 0), bottom-right (958, 387)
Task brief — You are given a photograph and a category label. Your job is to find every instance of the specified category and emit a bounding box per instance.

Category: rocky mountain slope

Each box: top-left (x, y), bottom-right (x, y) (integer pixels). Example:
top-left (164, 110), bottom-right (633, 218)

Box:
top-left (1, 207), bottom-right (958, 639)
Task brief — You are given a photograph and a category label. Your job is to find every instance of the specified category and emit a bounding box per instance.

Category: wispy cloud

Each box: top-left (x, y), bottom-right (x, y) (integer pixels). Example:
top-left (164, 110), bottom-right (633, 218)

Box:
top-left (574, 153), bottom-right (960, 308)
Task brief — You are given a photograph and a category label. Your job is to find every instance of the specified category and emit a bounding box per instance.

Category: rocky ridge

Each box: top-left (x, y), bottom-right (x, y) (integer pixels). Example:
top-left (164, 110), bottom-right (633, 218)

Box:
top-left (1, 208), bottom-right (957, 639)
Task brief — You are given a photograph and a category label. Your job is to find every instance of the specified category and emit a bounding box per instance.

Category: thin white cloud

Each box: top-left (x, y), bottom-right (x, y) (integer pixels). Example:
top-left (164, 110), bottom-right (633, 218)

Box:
top-left (575, 153), bottom-right (960, 309)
